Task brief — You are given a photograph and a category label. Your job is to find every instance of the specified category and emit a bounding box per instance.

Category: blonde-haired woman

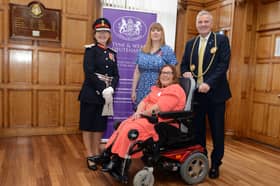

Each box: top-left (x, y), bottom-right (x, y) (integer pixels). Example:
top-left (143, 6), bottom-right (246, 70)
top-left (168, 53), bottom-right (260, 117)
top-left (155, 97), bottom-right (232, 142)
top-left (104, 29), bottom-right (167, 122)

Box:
top-left (131, 22), bottom-right (177, 109)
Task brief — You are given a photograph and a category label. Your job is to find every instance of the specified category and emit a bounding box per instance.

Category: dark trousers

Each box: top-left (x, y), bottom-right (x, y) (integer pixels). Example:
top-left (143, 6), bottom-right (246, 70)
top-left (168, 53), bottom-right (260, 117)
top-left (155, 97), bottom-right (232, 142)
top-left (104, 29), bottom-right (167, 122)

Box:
top-left (194, 95), bottom-right (225, 167)
top-left (155, 123), bottom-right (181, 147)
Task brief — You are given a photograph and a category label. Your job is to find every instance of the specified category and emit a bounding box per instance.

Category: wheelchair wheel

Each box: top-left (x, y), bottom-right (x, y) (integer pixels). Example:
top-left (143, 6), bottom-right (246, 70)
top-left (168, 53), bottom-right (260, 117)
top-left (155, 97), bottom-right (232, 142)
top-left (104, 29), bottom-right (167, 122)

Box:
top-left (180, 152), bottom-right (209, 185)
top-left (133, 168), bottom-right (154, 186)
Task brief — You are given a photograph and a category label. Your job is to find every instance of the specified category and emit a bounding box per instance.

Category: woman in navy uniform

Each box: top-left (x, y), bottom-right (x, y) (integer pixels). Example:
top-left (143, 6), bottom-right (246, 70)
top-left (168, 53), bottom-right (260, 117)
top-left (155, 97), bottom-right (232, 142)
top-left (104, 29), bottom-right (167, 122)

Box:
top-left (78, 18), bottom-right (119, 170)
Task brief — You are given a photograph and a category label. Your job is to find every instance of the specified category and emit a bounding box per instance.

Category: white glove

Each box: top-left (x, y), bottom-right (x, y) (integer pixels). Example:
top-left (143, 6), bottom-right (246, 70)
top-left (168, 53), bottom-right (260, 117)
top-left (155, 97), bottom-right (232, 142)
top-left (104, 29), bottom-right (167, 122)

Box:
top-left (102, 87), bottom-right (114, 116)
top-left (103, 92), bottom-right (113, 105)
top-left (102, 93), bottom-right (114, 116)
top-left (102, 87), bottom-right (114, 96)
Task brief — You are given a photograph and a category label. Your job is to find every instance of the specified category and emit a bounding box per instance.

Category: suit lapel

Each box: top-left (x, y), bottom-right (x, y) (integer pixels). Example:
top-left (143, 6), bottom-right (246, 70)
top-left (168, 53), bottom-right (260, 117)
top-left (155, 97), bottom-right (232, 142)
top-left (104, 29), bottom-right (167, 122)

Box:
top-left (192, 38), bottom-right (200, 74)
top-left (203, 32), bottom-right (215, 68)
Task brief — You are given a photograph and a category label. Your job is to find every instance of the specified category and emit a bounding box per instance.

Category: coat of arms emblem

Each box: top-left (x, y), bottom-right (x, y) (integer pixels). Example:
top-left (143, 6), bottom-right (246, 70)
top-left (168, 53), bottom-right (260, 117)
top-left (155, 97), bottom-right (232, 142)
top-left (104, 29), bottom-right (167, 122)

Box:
top-left (30, 3), bottom-right (43, 17)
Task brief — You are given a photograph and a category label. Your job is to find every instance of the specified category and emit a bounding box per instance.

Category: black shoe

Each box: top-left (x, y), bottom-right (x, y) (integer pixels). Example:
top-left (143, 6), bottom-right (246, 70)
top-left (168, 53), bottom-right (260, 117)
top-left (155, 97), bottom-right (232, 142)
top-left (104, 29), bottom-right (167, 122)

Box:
top-left (87, 157), bottom-right (97, 171)
top-left (87, 155), bottom-right (103, 163)
top-left (109, 168), bottom-right (128, 184)
top-left (208, 166), bottom-right (219, 179)
top-left (102, 155), bottom-right (121, 172)
top-left (102, 160), bottom-right (114, 172)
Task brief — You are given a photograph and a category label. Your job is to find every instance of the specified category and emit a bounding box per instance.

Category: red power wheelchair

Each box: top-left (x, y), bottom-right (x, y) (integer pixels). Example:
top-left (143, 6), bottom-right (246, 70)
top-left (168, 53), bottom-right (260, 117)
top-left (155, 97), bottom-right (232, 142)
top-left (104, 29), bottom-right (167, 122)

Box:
top-left (96, 77), bottom-right (209, 185)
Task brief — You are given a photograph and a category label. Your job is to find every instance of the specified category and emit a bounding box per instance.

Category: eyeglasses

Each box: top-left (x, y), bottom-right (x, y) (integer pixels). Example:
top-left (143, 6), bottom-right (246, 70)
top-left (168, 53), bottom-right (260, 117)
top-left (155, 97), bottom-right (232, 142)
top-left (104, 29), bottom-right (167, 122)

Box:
top-left (161, 71), bottom-right (173, 75)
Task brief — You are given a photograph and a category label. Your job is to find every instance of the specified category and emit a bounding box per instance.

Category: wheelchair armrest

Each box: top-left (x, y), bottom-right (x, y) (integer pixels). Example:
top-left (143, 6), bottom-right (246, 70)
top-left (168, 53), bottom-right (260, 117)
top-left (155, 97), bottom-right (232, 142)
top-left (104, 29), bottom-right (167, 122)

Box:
top-left (158, 110), bottom-right (193, 119)
top-left (140, 114), bottom-right (158, 124)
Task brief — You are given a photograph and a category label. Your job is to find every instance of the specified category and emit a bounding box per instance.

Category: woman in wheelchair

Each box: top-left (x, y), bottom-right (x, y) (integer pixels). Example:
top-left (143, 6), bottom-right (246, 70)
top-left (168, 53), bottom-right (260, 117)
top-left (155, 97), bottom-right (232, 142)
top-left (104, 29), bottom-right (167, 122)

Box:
top-left (95, 64), bottom-right (186, 182)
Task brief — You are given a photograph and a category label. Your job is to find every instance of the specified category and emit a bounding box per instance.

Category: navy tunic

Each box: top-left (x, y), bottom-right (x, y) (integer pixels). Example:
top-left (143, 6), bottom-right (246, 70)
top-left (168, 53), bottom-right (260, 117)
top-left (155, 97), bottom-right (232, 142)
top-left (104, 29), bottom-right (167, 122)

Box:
top-left (79, 43), bottom-right (119, 131)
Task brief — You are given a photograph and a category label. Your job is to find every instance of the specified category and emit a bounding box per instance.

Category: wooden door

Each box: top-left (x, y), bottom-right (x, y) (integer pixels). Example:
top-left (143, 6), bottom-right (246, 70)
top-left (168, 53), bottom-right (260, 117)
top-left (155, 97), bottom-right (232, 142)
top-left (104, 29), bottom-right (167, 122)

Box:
top-left (249, 31), bottom-right (280, 147)
top-left (248, 1), bottom-right (280, 147)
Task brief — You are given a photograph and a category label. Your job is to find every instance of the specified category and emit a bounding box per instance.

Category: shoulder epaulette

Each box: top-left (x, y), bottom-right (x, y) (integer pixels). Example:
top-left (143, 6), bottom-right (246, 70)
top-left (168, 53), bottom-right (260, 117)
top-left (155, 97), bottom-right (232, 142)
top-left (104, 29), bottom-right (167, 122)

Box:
top-left (84, 43), bottom-right (95, 48)
top-left (108, 47), bottom-right (117, 53)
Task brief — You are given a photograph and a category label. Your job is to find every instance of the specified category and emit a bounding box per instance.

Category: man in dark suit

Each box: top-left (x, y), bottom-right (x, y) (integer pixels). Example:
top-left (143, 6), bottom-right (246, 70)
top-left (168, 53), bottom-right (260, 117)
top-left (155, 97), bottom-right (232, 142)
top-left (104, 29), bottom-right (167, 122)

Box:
top-left (180, 10), bottom-right (231, 179)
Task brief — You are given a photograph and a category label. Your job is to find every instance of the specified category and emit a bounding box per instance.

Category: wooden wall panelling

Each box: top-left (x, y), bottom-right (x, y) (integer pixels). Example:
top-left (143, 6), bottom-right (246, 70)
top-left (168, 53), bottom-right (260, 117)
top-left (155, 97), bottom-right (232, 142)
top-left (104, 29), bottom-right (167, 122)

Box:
top-left (224, 0), bottom-right (245, 137)
top-left (207, 8), bottom-right (218, 31)
top-left (8, 49), bottom-right (32, 83)
top-left (187, 8), bottom-right (200, 33)
top-left (254, 64), bottom-right (270, 92)
top-left (64, 18), bottom-right (88, 49)
top-left (0, 0), bottom-right (98, 137)
top-left (175, 7), bottom-right (186, 72)
top-left (175, 2), bottom-right (202, 68)
top-left (66, 0), bottom-right (88, 16)
top-left (257, 0), bottom-right (280, 31)
top-left (0, 45), bottom-right (2, 129)
top-left (256, 34), bottom-right (272, 59)
top-left (219, 3), bottom-right (232, 28)
top-left (64, 90), bottom-right (80, 127)
top-left (60, 50), bottom-right (65, 85)
top-left (249, 20), bottom-right (280, 147)
top-left (244, 26), bottom-right (253, 59)
top-left (0, 48), bottom-right (2, 82)
top-left (237, 1), bottom-right (257, 137)
top-left (250, 102), bottom-right (267, 134)
top-left (92, 0), bottom-right (101, 20)
top-left (267, 105), bottom-right (280, 138)
top-left (37, 90), bottom-right (60, 127)
top-left (8, 89), bottom-right (32, 128)
top-left (0, 89), bottom-right (2, 128)
top-left (32, 46), bottom-right (38, 84)
top-left (65, 52), bottom-right (83, 84)
top-left (242, 0), bottom-right (258, 138)
top-left (249, 104), bottom-right (280, 147)
top-left (271, 63), bottom-right (280, 91)
top-left (0, 9), bottom-right (3, 44)
top-left (32, 88), bottom-right (37, 127)
top-left (206, 0), bottom-right (233, 41)
top-left (38, 51), bottom-right (60, 85)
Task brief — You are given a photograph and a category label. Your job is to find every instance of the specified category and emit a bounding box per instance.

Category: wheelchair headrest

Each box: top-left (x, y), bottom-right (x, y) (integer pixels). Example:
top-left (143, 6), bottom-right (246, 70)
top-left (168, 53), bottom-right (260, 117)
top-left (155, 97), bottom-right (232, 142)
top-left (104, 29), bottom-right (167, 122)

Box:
top-left (179, 77), bottom-right (196, 111)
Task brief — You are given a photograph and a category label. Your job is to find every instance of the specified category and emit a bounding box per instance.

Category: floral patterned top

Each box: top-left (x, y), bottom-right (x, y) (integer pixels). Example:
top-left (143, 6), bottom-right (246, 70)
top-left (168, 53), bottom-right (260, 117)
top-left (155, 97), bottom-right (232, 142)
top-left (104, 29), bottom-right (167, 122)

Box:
top-left (135, 45), bottom-right (177, 106)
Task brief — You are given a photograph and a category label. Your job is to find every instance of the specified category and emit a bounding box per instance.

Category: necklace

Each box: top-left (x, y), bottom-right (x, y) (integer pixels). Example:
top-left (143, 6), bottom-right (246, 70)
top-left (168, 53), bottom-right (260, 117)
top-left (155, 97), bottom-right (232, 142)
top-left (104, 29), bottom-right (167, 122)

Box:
top-left (189, 32), bottom-right (217, 78)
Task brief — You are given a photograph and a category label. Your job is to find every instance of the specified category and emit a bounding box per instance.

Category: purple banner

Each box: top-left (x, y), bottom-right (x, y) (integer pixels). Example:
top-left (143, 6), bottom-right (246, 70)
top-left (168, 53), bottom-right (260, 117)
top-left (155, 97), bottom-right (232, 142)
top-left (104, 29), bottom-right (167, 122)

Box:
top-left (102, 8), bottom-right (157, 139)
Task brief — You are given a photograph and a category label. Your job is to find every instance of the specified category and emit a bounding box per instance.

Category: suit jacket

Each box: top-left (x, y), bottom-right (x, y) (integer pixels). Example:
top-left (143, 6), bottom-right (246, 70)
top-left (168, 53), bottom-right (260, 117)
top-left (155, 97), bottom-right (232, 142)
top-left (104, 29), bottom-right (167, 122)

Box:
top-left (180, 32), bottom-right (231, 103)
top-left (78, 43), bottom-right (119, 104)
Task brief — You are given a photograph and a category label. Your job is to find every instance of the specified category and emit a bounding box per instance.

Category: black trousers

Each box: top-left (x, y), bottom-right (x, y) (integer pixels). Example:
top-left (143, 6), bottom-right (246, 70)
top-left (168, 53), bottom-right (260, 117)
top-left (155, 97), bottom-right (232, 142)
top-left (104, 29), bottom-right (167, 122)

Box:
top-left (194, 95), bottom-right (226, 167)
top-left (155, 123), bottom-right (181, 147)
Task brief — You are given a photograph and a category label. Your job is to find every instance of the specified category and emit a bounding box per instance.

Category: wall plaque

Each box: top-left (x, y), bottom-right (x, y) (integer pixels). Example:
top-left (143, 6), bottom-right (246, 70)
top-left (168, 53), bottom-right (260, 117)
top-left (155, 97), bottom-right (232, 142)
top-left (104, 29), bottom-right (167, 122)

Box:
top-left (9, 2), bottom-right (61, 42)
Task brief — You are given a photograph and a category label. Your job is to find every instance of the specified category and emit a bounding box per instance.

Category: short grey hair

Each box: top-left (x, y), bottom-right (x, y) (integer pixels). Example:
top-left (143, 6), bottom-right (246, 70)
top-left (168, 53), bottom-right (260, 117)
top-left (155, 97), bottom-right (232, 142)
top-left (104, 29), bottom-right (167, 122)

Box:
top-left (196, 10), bottom-right (213, 23)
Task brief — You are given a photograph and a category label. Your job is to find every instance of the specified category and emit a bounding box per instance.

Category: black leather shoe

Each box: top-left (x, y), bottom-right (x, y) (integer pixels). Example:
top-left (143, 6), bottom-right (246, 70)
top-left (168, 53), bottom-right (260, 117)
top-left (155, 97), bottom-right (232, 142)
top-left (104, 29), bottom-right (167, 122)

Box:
top-left (102, 160), bottom-right (114, 172)
top-left (87, 155), bottom-right (102, 163)
top-left (209, 166), bottom-right (219, 179)
top-left (109, 168), bottom-right (128, 184)
top-left (87, 157), bottom-right (97, 171)
top-left (102, 155), bottom-right (122, 172)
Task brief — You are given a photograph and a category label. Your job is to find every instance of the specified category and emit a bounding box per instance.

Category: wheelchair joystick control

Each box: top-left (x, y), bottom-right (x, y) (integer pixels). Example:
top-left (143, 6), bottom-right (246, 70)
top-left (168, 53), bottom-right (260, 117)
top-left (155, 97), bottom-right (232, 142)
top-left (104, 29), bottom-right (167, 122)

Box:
top-left (128, 129), bottom-right (139, 140)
